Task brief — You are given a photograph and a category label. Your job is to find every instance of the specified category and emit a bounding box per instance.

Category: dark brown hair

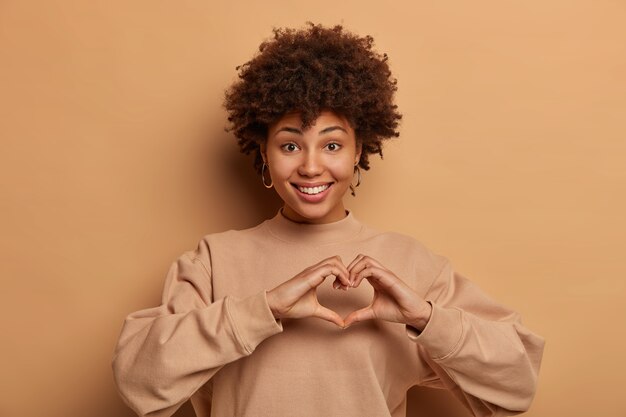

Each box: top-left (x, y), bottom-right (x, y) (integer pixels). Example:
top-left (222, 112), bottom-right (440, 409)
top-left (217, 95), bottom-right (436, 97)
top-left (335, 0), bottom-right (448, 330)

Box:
top-left (223, 22), bottom-right (402, 175)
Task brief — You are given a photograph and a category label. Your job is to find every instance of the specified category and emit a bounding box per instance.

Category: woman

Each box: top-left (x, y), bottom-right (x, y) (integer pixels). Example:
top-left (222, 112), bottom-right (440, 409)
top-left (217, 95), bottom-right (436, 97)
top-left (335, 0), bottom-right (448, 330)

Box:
top-left (111, 23), bottom-right (545, 417)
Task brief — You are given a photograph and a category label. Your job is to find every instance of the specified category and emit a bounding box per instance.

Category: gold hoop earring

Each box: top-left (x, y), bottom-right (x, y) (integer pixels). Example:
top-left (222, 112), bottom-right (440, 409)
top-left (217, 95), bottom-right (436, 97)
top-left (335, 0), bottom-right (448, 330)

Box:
top-left (349, 164), bottom-right (361, 197)
top-left (261, 162), bottom-right (273, 188)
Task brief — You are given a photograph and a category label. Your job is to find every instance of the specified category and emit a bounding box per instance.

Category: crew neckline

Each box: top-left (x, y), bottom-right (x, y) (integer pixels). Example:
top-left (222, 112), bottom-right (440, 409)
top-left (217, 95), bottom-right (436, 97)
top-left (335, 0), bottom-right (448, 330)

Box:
top-left (264, 207), bottom-right (364, 245)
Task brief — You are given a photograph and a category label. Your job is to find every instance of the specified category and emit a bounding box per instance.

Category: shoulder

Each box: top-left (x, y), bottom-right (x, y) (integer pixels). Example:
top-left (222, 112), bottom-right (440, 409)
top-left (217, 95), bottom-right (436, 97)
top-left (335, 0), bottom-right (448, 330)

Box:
top-left (362, 225), bottom-right (449, 276)
top-left (180, 221), bottom-right (267, 273)
top-left (203, 220), bottom-right (268, 246)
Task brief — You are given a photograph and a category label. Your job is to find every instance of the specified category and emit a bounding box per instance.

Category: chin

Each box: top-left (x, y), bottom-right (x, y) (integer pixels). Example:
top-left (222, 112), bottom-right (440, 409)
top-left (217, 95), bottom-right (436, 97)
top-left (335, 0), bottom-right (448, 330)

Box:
top-left (293, 205), bottom-right (330, 217)
top-left (289, 201), bottom-right (345, 221)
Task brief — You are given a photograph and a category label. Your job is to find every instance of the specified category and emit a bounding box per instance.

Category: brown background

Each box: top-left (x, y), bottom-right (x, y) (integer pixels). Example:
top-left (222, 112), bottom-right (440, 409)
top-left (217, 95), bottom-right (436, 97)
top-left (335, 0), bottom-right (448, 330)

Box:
top-left (1, 1), bottom-right (624, 416)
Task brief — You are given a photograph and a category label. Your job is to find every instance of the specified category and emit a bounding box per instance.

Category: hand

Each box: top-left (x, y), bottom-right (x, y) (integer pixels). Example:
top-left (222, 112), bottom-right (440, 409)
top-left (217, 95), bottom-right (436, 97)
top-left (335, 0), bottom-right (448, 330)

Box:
top-left (266, 255), bottom-right (352, 328)
top-left (342, 254), bottom-right (432, 329)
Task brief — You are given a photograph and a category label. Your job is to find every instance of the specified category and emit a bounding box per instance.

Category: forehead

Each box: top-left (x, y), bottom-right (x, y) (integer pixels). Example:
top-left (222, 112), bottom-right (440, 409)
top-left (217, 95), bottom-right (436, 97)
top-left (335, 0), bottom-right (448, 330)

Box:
top-left (270, 110), bottom-right (351, 132)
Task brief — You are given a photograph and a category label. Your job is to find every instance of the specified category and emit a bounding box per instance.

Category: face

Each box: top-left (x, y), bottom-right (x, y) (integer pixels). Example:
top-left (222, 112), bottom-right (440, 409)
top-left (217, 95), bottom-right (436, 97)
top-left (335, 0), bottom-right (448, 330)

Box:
top-left (260, 110), bottom-right (362, 224)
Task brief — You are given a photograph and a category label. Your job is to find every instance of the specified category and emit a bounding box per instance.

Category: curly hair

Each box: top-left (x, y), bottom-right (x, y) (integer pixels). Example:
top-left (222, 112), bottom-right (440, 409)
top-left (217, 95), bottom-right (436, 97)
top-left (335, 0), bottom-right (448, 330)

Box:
top-left (223, 22), bottom-right (402, 175)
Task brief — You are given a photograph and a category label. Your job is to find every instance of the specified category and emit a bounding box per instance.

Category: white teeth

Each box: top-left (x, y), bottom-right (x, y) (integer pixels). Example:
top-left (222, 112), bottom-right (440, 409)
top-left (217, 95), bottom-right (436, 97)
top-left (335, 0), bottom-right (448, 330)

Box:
top-left (297, 184), bottom-right (330, 195)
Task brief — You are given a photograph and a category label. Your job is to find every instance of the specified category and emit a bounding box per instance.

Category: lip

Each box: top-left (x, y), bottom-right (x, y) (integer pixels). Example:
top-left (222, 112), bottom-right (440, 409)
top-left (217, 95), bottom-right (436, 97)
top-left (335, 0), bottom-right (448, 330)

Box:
top-left (291, 182), bottom-right (333, 203)
top-left (291, 182), bottom-right (334, 187)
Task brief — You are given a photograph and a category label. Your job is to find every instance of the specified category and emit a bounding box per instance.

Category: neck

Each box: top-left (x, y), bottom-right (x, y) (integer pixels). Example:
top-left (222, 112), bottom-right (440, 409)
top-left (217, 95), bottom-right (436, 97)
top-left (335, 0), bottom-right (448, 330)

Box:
top-left (264, 207), bottom-right (364, 245)
top-left (280, 205), bottom-right (349, 225)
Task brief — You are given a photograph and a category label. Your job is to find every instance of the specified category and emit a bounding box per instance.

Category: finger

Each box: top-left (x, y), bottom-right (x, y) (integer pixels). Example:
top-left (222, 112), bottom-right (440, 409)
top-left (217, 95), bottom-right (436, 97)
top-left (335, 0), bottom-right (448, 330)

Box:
top-left (317, 255), bottom-right (349, 277)
top-left (318, 256), bottom-right (352, 288)
top-left (305, 264), bottom-right (341, 288)
top-left (354, 265), bottom-right (392, 289)
top-left (368, 273), bottom-right (418, 306)
top-left (334, 279), bottom-right (349, 291)
top-left (352, 264), bottom-right (372, 288)
top-left (315, 305), bottom-right (345, 328)
top-left (343, 306), bottom-right (376, 328)
top-left (312, 255), bottom-right (340, 267)
top-left (347, 253), bottom-right (365, 274)
top-left (362, 255), bottom-right (384, 269)
top-left (317, 261), bottom-right (351, 288)
top-left (331, 256), bottom-right (352, 287)
top-left (349, 255), bottom-right (386, 272)
top-left (352, 259), bottom-right (381, 287)
top-left (349, 260), bottom-right (371, 287)
top-left (348, 255), bottom-right (386, 287)
top-left (347, 255), bottom-right (366, 286)
top-left (333, 278), bottom-right (349, 291)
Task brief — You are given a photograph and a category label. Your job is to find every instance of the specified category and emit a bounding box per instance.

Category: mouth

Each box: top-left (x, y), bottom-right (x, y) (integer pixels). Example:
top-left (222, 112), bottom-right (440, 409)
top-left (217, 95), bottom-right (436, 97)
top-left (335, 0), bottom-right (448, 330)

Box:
top-left (291, 182), bottom-right (334, 193)
top-left (291, 182), bottom-right (334, 201)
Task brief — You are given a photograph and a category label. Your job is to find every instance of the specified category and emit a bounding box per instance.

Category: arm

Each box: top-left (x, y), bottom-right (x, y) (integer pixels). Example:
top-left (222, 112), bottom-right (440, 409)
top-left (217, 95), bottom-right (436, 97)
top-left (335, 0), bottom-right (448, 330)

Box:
top-left (110, 240), bottom-right (283, 417)
top-left (405, 257), bottom-right (545, 417)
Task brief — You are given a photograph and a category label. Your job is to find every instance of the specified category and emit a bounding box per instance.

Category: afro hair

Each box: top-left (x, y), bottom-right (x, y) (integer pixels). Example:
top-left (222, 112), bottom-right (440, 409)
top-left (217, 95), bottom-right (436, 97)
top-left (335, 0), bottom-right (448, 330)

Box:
top-left (223, 22), bottom-right (402, 175)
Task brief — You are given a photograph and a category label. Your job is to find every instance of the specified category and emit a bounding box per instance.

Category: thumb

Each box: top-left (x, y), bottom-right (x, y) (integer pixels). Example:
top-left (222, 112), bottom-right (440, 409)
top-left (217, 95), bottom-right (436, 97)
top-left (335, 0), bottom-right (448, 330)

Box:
top-left (313, 305), bottom-right (345, 328)
top-left (343, 306), bottom-right (376, 328)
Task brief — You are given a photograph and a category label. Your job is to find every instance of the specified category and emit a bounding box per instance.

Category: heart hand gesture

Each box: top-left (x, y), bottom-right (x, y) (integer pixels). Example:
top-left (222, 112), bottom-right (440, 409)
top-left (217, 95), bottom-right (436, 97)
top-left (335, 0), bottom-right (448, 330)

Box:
top-left (267, 254), bottom-right (432, 330)
top-left (342, 254), bottom-right (432, 329)
top-left (266, 255), bottom-right (351, 328)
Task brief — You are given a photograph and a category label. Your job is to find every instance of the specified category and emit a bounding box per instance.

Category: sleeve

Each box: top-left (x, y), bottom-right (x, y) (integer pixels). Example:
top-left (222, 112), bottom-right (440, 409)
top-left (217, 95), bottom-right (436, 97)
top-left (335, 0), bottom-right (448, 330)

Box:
top-left (405, 256), bottom-right (545, 417)
top-left (110, 239), bottom-right (284, 417)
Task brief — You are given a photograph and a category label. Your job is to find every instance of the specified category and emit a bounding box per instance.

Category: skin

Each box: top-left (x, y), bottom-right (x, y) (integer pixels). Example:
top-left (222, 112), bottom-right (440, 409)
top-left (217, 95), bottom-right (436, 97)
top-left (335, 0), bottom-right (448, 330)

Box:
top-left (260, 109), bottom-right (360, 225)
top-left (262, 110), bottom-right (432, 330)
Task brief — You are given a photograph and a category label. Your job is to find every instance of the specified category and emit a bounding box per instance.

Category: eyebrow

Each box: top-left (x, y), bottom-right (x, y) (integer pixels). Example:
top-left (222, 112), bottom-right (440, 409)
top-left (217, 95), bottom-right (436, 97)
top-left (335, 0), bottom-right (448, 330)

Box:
top-left (274, 125), bottom-right (348, 136)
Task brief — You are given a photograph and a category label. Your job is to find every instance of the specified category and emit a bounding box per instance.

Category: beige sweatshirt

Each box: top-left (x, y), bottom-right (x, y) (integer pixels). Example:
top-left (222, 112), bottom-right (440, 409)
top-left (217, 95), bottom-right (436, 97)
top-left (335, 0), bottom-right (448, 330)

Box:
top-left (111, 208), bottom-right (545, 417)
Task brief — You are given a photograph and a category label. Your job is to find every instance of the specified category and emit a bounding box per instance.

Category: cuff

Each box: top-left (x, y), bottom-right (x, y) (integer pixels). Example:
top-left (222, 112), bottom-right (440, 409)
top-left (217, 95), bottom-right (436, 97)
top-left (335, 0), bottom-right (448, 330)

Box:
top-left (226, 289), bottom-right (284, 354)
top-left (405, 302), bottom-right (464, 360)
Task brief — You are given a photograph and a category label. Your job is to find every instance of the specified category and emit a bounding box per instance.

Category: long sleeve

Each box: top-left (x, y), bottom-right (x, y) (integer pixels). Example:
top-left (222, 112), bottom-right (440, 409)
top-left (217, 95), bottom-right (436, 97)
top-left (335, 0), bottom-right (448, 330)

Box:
top-left (405, 257), bottom-right (545, 417)
top-left (111, 241), bottom-right (284, 417)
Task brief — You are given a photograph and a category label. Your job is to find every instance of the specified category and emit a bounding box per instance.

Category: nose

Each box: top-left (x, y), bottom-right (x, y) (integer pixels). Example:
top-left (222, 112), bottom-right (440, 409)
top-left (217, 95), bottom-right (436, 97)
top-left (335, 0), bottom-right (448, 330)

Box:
top-left (298, 151), bottom-right (324, 177)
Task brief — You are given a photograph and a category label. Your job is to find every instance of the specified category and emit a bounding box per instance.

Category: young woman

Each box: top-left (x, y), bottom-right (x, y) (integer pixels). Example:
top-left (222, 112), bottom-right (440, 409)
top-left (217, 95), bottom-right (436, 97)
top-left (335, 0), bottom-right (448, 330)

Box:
top-left (112, 23), bottom-right (545, 417)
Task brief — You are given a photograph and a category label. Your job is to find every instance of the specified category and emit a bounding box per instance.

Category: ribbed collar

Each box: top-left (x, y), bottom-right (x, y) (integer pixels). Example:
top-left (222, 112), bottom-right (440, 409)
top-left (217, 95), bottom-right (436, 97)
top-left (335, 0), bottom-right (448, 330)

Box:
top-left (263, 207), bottom-right (365, 245)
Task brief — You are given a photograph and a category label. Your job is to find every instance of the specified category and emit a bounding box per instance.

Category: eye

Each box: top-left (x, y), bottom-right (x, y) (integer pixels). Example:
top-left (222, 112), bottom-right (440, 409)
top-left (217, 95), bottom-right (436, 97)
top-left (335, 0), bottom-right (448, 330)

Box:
top-left (326, 142), bottom-right (342, 151)
top-left (280, 142), bottom-right (299, 152)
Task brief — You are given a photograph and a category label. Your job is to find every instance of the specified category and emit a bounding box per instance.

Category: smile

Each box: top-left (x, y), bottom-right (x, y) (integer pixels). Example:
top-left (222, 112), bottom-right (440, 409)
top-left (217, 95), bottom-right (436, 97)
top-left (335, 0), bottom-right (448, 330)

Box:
top-left (294, 183), bottom-right (332, 195)
top-left (291, 182), bottom-right (334, 202)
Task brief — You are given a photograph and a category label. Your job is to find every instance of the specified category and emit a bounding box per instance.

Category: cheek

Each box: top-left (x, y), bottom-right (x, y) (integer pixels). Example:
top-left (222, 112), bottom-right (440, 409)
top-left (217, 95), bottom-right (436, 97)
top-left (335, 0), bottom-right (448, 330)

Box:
top-left (269, 162), bottom-right (297, 182)
top-left (329, 162), bottom-right (355, 180)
